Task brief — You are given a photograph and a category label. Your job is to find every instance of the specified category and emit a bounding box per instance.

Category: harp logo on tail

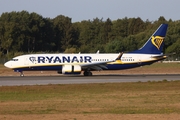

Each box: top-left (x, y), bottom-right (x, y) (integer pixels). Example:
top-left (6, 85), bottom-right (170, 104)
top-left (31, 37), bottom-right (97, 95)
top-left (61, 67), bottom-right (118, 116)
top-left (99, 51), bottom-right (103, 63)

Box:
top-left (151, 36), bottom-right (164, 50)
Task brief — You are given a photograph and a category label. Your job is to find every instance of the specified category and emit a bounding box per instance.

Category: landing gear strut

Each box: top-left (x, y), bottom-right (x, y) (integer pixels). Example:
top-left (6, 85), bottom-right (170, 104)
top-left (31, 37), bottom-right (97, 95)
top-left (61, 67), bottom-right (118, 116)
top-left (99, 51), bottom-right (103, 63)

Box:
top-left (83, 70), bottom-right (92, 76)
top-left (20, 71), bottom-right (24, 77)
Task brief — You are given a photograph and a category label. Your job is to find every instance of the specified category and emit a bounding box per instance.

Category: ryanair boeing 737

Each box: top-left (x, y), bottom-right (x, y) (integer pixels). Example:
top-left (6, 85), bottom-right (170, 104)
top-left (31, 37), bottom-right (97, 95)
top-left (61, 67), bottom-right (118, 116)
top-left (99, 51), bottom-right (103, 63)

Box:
top-left (4, 24), bottom-right (168, 76)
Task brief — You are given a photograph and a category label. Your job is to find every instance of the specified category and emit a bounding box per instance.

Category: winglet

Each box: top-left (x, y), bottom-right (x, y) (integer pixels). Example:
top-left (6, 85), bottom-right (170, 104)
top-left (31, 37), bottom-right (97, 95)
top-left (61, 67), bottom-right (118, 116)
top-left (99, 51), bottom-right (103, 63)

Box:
top-left (116, 52), bottom-right (123, 60)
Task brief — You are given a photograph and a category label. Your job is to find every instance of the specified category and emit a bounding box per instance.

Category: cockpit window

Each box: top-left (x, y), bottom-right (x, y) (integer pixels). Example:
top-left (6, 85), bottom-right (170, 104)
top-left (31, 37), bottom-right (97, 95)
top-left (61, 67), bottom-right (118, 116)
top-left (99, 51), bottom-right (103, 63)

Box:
top-left (10, 59), bottom-right (18, 61)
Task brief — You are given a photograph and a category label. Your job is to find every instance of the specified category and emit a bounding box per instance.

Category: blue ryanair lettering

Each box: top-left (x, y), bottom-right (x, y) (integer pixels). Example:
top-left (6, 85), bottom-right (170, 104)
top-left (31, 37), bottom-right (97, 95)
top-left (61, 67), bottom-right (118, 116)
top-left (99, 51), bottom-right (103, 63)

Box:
top-left (71, 56), bottom-right (79, 62)
top-left (84, 56), bottom-right (91, 63)
top-left (80, 56), bottom-right (83, 62)
top-left (46, 56), bottom-right (53, 63)
top-left (38, 56), bottom-right (45, 63)
top-left (62, 56), bottom-right (70, 63)
top-left (53, 57), bottom-right (61, 63)
top-left (36, 56), bottom-right (92, 63)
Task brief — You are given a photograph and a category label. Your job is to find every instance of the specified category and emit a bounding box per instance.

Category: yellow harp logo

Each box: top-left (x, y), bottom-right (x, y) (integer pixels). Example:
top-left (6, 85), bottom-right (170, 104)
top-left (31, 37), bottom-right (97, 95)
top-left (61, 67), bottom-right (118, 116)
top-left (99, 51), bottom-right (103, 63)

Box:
top-left (151, 36), bottom-right (164, 50)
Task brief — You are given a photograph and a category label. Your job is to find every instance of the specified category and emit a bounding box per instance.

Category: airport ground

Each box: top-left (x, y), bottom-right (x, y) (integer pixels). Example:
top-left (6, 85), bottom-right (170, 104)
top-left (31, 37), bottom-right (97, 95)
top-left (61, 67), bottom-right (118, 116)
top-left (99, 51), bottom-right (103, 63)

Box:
top-left (0, 63), bottom-right (180, 120)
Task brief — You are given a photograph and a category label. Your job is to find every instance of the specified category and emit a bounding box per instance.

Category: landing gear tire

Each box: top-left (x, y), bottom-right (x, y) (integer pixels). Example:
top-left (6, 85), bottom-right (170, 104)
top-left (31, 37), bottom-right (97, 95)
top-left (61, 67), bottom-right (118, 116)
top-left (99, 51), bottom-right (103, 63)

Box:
top-left (20, 72), bottom-right (24, 77)
top-left (83, 71), bottom-right (92, 76)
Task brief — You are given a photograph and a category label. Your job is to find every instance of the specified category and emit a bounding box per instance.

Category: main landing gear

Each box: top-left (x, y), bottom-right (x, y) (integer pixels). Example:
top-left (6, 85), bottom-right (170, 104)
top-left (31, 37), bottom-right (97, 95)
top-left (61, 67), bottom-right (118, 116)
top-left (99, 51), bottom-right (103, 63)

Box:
top-left (83, 70), bottom-right (92, 76)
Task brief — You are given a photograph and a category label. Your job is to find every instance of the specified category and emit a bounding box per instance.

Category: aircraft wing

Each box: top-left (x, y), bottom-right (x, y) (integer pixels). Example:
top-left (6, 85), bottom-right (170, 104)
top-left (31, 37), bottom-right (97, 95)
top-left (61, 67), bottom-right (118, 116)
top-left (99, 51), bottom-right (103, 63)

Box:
top-left (80, 52), bottom-right (123, 70)
top-left (81, 60), bottom-right (114, 71)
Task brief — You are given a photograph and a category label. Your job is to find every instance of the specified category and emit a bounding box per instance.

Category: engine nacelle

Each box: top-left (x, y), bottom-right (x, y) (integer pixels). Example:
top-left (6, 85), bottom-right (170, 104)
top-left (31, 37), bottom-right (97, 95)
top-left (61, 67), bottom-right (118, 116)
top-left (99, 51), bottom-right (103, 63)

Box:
top-left (62, 65), bottom-right (81, 75)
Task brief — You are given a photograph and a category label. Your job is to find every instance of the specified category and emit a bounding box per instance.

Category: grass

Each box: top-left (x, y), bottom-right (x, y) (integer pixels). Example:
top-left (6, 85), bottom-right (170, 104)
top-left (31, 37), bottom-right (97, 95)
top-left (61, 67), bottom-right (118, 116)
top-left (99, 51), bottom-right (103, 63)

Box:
top-left (0, 62), bottom-right (180, 116)
top-left (0, 81), bottom-right (180, 115)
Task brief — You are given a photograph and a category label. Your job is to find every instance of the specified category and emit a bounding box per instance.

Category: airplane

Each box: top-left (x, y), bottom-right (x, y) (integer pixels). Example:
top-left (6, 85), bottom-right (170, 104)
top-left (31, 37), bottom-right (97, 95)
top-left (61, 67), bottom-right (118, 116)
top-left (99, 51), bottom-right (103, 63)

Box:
top-left (4, 24), bottom-right (168, 76)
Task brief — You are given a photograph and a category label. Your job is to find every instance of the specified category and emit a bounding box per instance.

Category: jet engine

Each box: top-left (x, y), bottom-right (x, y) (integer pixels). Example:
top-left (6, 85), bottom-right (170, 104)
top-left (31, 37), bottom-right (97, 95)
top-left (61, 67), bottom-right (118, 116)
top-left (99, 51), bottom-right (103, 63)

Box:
top-left (62, 65), bottom-right (81, 75)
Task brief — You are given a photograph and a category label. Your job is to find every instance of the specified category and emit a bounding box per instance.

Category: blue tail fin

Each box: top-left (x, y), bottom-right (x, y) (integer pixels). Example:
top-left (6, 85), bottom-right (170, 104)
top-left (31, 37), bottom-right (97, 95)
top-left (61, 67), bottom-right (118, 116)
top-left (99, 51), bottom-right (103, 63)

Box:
top-left (130, 24), bottom-right (168, 54)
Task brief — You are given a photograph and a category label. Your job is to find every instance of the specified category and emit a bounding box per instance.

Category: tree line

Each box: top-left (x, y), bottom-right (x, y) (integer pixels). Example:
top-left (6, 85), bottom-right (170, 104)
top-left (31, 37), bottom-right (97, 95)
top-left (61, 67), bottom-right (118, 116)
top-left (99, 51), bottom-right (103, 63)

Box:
top-left (0, 11), bottom-right (180, 59)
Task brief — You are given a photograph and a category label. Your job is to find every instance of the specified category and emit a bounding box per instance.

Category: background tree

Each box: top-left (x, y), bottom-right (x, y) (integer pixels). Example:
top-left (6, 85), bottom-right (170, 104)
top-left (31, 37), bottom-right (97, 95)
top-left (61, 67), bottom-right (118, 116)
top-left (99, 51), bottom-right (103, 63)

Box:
top-left (0, 11), bottom-right (179, 61)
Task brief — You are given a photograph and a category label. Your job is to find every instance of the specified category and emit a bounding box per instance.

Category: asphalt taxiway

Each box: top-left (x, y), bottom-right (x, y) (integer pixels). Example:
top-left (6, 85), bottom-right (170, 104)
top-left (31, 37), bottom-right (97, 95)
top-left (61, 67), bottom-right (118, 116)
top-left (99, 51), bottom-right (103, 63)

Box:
top-left (0, 74), bottom-right (180, 86)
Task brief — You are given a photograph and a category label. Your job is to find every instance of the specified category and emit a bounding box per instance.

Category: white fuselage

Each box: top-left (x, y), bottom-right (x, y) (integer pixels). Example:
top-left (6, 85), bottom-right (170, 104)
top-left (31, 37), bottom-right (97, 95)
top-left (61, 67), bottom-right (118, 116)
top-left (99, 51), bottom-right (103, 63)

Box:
top-left (4, 53), bottom-right (163, 69)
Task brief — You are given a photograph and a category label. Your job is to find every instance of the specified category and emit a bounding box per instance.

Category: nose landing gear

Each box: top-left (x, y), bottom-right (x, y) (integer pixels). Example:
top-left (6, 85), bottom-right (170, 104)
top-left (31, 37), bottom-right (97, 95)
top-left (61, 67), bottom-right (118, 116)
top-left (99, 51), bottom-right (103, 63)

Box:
top-left (20, 71), bottom-right (24, 77)
top-left (14, 69), bottom-right (24, 77)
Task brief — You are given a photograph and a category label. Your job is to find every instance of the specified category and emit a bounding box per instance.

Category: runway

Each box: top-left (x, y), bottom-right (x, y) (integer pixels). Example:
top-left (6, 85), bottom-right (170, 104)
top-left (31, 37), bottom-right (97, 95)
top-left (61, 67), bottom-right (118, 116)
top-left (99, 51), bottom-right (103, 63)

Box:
top-left (0, 74), bottom-right (180, 86)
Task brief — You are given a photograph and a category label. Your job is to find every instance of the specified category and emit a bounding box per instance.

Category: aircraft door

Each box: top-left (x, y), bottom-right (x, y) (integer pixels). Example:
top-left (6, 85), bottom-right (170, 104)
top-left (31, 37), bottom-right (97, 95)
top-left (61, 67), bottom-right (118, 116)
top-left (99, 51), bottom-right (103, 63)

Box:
top-left (24, 56), bottom-right (29, 65)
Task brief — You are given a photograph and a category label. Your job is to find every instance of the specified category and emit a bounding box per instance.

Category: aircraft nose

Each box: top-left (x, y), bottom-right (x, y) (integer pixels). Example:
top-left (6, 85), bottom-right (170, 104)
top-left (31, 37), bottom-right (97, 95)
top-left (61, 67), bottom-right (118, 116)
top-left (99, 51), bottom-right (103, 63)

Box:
top-left (4, 61), bottom-right (12, 68)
